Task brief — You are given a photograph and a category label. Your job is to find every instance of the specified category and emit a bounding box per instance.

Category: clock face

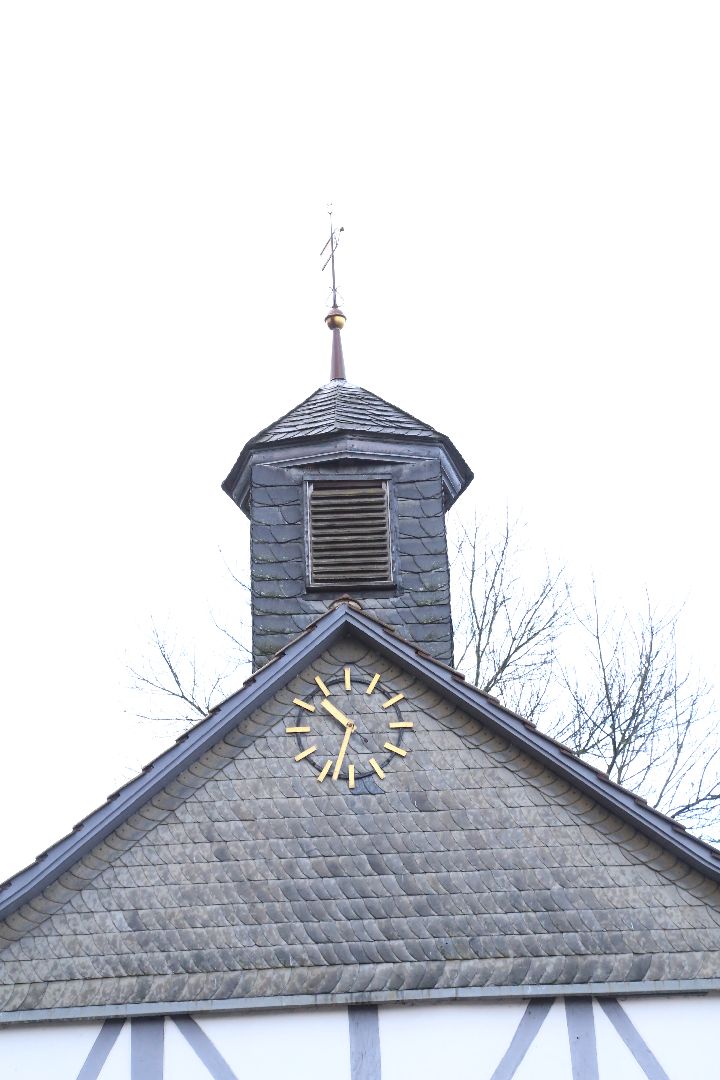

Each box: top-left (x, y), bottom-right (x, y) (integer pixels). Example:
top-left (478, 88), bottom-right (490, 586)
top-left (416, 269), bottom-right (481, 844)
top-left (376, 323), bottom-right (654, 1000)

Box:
top-left (286, 667), bottom-right (413, 787)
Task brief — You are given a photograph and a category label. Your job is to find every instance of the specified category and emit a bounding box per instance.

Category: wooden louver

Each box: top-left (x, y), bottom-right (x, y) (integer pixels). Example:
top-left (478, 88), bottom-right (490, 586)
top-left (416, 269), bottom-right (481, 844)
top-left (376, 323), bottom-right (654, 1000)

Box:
top-left (308, 480), bottom-right (393, 588)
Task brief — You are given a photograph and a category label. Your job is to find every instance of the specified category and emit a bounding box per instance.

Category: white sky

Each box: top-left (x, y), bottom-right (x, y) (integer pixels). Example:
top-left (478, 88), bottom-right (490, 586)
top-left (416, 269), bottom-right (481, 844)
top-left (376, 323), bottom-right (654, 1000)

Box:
top-left (0, 3), bottom-right (718, 882)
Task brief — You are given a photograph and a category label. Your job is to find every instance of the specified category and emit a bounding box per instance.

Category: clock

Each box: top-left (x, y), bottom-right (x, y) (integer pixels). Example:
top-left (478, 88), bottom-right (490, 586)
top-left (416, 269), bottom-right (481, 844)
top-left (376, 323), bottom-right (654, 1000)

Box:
top-left (285, 666), bottom-right (413, 787)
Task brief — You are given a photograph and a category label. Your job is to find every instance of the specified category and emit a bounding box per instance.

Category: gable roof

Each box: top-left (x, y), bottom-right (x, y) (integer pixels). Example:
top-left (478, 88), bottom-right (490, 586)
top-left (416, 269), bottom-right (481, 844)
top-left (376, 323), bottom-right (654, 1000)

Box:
top-left (3, 601), bottom-right (718, 924)
top-left (2, 603), bottom-right (720, 1020)
top-left (221, 381), bottom-right (474, 514)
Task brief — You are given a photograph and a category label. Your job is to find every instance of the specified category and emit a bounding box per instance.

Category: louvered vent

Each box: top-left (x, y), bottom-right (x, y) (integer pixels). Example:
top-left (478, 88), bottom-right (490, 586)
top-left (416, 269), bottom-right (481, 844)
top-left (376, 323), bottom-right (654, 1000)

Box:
top-left (308, 480), bottom-right (393, 588)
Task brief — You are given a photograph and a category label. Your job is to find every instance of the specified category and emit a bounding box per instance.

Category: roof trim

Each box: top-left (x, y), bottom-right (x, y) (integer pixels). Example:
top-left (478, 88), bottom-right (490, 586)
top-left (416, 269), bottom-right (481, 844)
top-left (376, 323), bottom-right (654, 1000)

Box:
top-left (0, 604), bottom-right (352, 921)
top-left (223, 433), bottom-right (473, 517)
top-left (2, 603), bottom-right (719, 926)
top-left (3, 979), bottom-right (720, 1025)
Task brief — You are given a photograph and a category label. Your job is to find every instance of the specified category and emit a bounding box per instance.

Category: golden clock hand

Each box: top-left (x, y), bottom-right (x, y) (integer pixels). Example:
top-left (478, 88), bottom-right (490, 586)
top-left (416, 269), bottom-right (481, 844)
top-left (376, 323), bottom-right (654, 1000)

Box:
top-left (320, 699), bottom-right (354, 729)
top-left (332, 722), bottom-right (353, 781)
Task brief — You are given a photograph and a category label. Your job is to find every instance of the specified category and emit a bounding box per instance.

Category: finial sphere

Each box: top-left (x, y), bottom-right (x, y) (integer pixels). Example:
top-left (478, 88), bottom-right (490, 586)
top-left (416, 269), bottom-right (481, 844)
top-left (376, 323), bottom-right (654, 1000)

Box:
top-left (325, 307), bottom-right (346, 331)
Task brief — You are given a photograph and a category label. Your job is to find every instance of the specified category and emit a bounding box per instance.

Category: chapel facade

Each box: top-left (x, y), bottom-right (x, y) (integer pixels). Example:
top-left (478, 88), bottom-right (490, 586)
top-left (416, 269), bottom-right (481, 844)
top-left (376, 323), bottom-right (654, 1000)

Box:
top-left (1, 301), bottom-right (719, 1079)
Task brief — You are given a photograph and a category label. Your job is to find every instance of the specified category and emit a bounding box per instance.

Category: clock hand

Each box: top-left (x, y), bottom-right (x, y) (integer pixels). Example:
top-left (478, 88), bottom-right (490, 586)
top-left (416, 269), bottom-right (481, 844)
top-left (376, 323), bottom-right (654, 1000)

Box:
top-left (320, 699), bottom-right (354, 729)
top-left (332, 722), bottom-right (354, 781)
top-left (318, 697), bottom-right (372, 749)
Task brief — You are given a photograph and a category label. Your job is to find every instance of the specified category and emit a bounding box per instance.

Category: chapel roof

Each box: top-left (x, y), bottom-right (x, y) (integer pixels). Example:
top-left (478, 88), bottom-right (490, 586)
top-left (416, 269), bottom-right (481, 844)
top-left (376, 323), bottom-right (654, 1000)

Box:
top-left (2, 604), bottom-right (720, 1021)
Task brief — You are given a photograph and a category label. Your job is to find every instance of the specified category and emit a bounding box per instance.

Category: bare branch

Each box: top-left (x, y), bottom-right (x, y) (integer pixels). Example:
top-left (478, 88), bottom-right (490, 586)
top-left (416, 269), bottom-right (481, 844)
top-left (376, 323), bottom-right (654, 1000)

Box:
top-left (129, 620), bottom-right (250, 728)
top-left (550, 590), bottom-right (717, 833)
top-left (451, 511), bottom-right (569, 721)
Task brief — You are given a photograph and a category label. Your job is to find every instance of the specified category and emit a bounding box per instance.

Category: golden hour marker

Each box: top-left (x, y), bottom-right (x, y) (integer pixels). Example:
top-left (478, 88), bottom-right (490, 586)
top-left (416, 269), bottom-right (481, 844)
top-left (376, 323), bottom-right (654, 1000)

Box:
top-left (286, 726), bottom-right (311, 734)
top-left (366, 673), bottom-right (381, 695)
top-left (317, 759), bottom-right (333, 782)
top-left (314, 676), bottom-right (330, 697)
top-left (384, 742), bottom-right (407, 757)
top-left (348, 764), bottom-right (355, 789)
top-left (294, 746), bottom-right (317, 762)
top-left (382, 693), bottom-right (405, 709)
top-left (293, 698), bottom-right (316, 713)
top-left (368, 758), bottom-right (385, 779)
top-left (389, 721), bottom-right (413, 729)
top-left (344, 667), bottom-right (351, 691)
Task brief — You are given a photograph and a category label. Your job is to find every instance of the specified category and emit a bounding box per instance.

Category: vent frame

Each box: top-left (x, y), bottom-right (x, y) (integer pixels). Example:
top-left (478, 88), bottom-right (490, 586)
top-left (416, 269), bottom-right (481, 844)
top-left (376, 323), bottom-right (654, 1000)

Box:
top-left (305, 477), bottom-right (395, 591)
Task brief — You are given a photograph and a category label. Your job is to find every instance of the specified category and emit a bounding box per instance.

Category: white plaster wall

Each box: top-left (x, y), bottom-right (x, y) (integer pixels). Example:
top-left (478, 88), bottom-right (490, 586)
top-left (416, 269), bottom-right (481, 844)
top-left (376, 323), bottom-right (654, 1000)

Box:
top-left (594, 1005), bottom-right (647, 1079)
top-left (619, 994), bottom-right (720, 1078)
top-left (164, 1021), bottom-right (214, 1080)
top-left (512, 999), bottom-right (573, 1080)
top-left (197, 1007), bottom-right (351, 1080)
top-left (0, 1009), bottom-right (350, 1080)
top-left (0, 1020), bottom-right (109, 1079)
top-left (380, 995), bottom-right (720, 1079)
top-left (379, 999), bottom-right (577, 1080)
top-left (90, 1022), bottom-right (131, 1080)
top-left (379, 1000), bottom-right (529, 1080)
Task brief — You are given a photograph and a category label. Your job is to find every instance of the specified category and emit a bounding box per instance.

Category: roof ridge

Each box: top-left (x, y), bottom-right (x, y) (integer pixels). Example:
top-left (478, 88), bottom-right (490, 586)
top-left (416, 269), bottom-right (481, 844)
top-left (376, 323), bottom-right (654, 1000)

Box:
top-left (333, 379), bottom-right (341, 427)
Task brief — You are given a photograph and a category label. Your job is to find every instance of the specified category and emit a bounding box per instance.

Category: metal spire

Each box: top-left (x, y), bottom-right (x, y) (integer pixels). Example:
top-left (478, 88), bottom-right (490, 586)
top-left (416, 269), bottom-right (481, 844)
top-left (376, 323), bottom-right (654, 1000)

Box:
top-left (320, 207), bottom-right (347, 381)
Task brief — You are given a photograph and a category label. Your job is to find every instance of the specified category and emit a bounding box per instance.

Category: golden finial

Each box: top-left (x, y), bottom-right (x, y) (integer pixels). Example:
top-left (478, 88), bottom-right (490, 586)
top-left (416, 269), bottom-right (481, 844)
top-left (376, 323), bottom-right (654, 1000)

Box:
top-left (325, 307), bottom-right (346, 331)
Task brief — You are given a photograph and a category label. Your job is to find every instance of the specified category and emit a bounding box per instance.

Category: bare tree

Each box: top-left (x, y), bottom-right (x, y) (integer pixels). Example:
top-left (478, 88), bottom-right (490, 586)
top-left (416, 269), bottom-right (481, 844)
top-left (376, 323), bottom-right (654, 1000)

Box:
top-left (129, 620), bottom-right (250, 726)
top-left (450, 517), bottom-right (718, 835)
top-left (451, 513), bottom-right (569, 721)
top-left (132, 515), bottom-right (719, 836)
top-left (550, 590), bottom-right (719, 835)
top-left (129, 548), bottom-right (253, 725)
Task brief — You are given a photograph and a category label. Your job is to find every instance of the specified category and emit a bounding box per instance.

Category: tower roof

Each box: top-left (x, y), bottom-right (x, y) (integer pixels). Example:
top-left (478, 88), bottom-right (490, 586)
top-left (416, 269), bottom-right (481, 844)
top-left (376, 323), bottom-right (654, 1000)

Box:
top-left (222, 380), bottom-right (474, 516)
top-left (251, 380), bottom-right (443, 443)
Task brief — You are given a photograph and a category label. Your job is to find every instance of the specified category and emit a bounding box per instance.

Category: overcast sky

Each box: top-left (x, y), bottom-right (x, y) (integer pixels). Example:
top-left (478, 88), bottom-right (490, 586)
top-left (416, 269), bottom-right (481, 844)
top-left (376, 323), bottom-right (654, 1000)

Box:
top-left (1, 3), bottom-right (718, 881)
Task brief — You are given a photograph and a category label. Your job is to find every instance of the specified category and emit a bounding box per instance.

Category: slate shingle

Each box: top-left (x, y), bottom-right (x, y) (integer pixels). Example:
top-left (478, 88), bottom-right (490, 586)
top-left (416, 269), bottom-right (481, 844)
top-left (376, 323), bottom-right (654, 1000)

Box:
top-left (2, 639), bottom-right (720, 1014)
top-left (249, 381), bottom-right (440, 444)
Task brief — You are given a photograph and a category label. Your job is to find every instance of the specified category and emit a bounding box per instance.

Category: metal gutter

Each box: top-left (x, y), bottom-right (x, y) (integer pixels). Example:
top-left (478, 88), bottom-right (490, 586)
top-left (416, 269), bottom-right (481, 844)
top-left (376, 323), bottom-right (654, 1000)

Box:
top-left (3, 979), bottom-right (720, 1026)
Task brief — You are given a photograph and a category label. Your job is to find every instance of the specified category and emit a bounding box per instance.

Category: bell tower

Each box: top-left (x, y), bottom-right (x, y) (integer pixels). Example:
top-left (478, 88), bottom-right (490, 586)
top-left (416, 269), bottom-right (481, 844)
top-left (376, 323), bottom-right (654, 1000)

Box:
top-left (222, 226), bottom-right (473, 670)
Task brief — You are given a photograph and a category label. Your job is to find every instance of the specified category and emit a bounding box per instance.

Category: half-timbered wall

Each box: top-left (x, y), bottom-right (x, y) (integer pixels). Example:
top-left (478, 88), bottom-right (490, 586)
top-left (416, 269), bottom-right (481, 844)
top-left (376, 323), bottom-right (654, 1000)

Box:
top-left (2, 996), bottom-right (717, 1079)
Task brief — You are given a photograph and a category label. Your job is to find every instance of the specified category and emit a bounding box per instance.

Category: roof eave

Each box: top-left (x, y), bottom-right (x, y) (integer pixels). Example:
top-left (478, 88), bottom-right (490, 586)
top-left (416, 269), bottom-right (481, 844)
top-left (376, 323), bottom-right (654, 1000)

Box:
top-left (6, 976), bottom-right (720, 1025)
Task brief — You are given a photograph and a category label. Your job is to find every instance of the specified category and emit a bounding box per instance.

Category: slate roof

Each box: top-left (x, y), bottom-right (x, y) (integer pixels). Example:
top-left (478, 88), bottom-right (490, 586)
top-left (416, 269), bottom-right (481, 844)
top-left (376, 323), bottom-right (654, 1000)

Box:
top-left (2, 604), bottom-right (720, 1021)
top-left (247, 380), bottom-right (442, 444)
top-left (221, 380), bottom-right (474, 511)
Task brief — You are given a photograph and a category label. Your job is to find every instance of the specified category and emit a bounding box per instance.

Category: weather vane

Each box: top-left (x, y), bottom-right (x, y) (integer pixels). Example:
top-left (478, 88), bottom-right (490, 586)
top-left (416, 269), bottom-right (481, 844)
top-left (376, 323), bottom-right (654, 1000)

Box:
top-left (320, 205), bottom-right (344, 309)
top-left (321, 206), bottom-right (347, 381)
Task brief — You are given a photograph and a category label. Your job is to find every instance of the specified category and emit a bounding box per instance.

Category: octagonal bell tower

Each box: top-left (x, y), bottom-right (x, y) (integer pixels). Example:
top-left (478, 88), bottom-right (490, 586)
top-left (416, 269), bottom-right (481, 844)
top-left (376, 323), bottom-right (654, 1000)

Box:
top-left (222, 301), bottom-right (473, 671)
